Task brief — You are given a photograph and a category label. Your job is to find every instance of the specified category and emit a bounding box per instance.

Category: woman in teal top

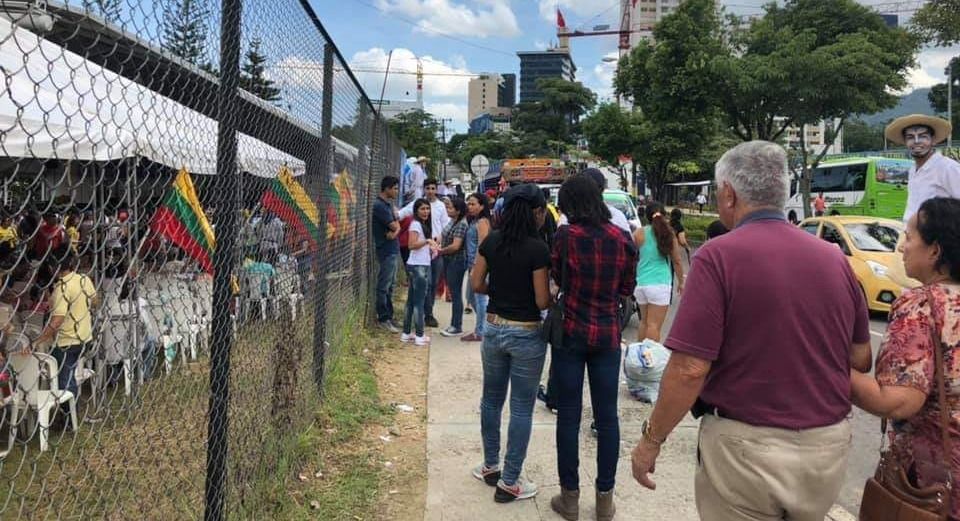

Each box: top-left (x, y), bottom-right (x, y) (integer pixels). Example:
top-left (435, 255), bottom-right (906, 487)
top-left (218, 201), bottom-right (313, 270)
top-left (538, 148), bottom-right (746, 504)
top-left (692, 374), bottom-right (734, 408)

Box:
top-left (632, 201), bottom-right (684, 342)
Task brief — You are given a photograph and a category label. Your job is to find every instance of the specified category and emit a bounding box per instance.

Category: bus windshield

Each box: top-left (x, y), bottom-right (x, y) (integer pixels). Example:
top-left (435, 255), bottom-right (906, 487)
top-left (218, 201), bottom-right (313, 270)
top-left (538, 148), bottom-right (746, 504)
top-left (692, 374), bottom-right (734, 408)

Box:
top-left (843, 222), bottom-right (900, 252)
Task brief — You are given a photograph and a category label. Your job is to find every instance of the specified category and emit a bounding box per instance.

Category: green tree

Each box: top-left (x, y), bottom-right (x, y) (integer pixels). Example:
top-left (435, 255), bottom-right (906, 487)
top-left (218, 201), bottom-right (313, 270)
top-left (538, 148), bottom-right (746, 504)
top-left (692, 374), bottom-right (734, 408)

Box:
top-left (387, 110), bottom-right (442, 174)
top-left (912, 0), bottom-right (960, 46)
top-left (712, 0), bottom-right (917, 216)
top-left (162, 0), bottom-right (213, 69)
top-left (929, 56), bottom-right (960, 143)
top-left (615, 0), bottom-right (724, 199)
top-left (538, 78), bottom-right (597, 138)
top-left (512, 102), bottom-right (566, 141)
top-left (582, 103), bottom-right (635, 165)
top-left (239, 38), bottom-right (281, 102)
top-left (843, 119), bottom-right (886, 153)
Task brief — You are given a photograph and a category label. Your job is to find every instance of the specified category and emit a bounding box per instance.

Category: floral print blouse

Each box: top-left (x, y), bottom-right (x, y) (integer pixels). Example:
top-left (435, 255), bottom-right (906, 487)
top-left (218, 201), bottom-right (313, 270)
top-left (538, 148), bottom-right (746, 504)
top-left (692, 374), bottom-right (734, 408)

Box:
top-left (876, 283), bottom-right (960, 518)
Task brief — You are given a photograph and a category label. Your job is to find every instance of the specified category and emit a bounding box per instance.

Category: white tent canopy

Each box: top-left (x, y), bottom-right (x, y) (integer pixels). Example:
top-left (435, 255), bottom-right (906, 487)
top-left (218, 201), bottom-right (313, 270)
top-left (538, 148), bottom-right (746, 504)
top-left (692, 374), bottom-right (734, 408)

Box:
top-left (0, 17), bottom-right (306, 177)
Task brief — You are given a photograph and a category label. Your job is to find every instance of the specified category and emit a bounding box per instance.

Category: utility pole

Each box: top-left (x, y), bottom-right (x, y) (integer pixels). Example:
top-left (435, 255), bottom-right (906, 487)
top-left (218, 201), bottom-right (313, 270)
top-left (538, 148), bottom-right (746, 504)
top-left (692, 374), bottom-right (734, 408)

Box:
top-left (949, 63), bottom-right (954, 149)
top-left (437, 117), bottom-right (452, 181)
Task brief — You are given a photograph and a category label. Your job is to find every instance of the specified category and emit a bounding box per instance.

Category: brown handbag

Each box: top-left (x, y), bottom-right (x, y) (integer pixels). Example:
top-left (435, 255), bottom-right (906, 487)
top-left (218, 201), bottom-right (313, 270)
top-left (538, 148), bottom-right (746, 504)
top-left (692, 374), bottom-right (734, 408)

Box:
top-left (859, 290), bottom-right (954, 521)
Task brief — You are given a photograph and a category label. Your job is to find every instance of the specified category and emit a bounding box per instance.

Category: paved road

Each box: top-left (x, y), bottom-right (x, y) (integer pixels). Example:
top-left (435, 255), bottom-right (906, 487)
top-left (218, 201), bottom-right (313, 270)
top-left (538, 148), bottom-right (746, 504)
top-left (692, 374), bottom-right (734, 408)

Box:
top-left (626, 295), bottom-right (889, 518)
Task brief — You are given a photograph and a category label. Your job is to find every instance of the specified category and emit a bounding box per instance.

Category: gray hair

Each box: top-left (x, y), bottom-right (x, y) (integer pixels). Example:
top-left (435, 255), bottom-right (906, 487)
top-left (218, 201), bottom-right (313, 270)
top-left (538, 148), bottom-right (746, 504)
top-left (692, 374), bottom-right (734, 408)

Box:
top-left (715, 141), bottom-right (789, 209)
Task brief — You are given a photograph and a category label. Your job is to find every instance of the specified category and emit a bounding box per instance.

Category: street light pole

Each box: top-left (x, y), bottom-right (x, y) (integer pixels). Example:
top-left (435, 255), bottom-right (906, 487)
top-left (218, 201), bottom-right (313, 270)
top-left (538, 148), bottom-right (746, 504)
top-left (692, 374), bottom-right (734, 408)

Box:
top-left (948, 64), bottom-right (953, 149)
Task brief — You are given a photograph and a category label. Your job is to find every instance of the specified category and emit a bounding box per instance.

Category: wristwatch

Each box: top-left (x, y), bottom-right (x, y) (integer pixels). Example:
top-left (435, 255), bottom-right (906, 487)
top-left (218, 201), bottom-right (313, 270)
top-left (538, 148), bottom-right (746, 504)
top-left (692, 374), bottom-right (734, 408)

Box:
top-left (641, 419), bottom-right (666, 446)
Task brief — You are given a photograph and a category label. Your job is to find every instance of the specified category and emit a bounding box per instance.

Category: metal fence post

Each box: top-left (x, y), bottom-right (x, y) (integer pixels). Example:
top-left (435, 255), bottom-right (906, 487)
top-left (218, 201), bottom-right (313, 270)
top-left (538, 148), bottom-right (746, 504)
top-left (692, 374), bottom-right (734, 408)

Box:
top-left (204, 0), bottom-right (242, 518)
top-left (313, 43), bottom-right (335, 394)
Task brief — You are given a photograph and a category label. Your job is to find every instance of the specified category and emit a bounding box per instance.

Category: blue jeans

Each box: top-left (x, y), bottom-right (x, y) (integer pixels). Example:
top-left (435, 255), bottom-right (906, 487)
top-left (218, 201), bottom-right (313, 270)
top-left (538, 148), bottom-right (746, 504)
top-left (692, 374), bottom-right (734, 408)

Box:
top-left (480, 322), bottom-right (546, 485)
top-left (553, 337), bottom-right (622, 492)
top-left (403, 265), bottom-right (429, 336)
top-left (51, 344), bottom-right (84, 401)
top-left (444, 258), bottom-right (466, 330)
top-left (466, 268), bottom-right (488, 336)
top-left (425, 256), bottom-right (443, 319)
top-left (376, 253), bottom-right (398, 322)
top-left (142, 336), bottom-right (159, 380)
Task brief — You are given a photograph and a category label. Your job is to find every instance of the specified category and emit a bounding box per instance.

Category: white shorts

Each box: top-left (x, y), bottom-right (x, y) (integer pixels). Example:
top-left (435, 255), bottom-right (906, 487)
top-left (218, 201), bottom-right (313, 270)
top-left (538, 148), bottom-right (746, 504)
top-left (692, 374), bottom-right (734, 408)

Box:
top-left (634, 285), bottom-right (672, 306)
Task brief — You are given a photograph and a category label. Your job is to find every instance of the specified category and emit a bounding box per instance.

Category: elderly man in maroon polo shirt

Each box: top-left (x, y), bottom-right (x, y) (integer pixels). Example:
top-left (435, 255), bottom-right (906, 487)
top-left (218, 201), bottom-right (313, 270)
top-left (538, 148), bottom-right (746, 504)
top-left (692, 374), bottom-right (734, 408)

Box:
top-left (630, 141), bottom-right (872, 520)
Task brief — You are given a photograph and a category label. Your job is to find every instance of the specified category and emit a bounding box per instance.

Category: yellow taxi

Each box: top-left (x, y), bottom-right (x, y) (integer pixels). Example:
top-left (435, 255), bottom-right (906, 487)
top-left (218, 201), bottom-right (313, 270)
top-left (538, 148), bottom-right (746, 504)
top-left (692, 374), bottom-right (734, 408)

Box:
top-left (798, 215), bottom-right (920, 313)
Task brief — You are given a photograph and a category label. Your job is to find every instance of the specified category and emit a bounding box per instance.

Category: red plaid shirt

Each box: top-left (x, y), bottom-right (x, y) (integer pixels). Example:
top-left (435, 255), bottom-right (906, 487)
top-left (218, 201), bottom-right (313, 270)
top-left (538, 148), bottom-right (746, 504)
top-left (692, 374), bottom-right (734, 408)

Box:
top-left (552, 223), bottom-right (638, 350)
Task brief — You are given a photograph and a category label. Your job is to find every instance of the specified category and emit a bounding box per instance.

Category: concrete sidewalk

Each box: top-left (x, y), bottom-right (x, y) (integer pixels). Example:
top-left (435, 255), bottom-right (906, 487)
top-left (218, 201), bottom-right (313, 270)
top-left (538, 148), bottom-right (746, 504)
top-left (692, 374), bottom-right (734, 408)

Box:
top-left (421, 302), bottom-right (858, 521)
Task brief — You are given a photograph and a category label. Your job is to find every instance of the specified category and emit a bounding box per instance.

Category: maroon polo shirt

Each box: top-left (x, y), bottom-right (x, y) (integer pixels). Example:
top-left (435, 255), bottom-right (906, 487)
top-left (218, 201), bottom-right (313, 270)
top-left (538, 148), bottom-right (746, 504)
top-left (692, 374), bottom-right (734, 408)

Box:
top-left (666, 210), bottom-right (870, 429)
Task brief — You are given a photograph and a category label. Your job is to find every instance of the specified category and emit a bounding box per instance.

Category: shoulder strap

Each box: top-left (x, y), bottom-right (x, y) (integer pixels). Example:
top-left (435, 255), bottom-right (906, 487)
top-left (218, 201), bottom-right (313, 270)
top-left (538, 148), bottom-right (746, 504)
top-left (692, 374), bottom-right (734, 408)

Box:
top-left (928, 287), bottom-right (953, 483)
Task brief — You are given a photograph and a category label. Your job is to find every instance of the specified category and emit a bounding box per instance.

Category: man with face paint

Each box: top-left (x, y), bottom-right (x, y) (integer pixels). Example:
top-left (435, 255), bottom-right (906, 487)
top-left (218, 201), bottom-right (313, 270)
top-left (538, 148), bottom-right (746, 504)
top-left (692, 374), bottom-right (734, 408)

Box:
top-left (884, 114), bottom-right (959, 222)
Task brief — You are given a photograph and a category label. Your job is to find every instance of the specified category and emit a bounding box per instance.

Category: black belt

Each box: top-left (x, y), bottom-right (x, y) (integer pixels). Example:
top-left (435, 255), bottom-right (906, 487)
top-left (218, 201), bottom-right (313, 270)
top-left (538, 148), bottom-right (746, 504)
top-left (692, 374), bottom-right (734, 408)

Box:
top-left (691, 398), bottom-right (737, 421)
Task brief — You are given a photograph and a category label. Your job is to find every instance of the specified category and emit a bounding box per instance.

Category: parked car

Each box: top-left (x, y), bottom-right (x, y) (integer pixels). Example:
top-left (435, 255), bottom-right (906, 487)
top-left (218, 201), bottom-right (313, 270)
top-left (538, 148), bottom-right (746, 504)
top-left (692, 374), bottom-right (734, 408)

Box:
top-left (603, 189), bottom-right (642, 232)
top-left (798, 215), bottom-right (920, 313)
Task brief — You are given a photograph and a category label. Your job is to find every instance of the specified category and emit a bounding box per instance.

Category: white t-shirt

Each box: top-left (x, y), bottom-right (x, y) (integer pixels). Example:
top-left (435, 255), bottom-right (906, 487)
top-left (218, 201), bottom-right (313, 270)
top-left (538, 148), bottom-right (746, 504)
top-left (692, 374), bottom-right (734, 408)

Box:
top-left (904, 152), bottom-right (960, 222)
top-left (558, 203), bottom-right (632, 233)
top-left (696, 194), bottom-right (707, 205)
top-left (406, 221), bottom-right (432, 266)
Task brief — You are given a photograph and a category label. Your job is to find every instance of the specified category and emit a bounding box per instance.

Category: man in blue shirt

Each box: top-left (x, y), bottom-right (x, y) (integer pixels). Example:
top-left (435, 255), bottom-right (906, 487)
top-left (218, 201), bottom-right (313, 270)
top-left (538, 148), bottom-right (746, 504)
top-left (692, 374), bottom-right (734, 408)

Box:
top-left (373, 176), bottom-right (401, 331)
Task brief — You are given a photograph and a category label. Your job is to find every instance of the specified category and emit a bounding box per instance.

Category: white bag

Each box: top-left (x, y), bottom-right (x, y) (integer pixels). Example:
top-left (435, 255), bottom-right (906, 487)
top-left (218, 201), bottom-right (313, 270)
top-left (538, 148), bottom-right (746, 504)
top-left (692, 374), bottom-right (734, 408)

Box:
top-left (623, 339), bottom-right (670, 403)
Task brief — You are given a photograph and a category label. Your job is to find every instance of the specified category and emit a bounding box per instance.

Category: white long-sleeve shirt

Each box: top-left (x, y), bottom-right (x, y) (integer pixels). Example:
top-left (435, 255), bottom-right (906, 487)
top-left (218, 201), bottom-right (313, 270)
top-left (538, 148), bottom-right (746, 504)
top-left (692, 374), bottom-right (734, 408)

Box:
top-left (398, 198), bottom-right (450, 240)
top-left (904, 152), bottom-right (960, 222)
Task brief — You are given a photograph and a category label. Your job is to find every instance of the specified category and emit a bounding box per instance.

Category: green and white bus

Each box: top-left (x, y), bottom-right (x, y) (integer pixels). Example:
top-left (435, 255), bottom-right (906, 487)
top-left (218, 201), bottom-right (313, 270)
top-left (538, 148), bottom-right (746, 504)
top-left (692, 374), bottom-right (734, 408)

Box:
top-left (785, 156), bottom-right (911, 222)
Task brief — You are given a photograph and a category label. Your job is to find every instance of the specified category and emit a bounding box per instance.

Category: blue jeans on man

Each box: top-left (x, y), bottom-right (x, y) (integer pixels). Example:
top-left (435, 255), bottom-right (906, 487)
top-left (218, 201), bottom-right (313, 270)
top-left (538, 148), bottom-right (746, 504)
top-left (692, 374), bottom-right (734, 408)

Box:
top-left (444, 258), bottom-right (466, 331)
top-left (480, 322), bottom-right (546, 486)
top-left (51, 344), bottom-right (85, 420)
top-left (403, 265), bottom-right (430, 337)
top-left (553, 336), bottom-right (622, 493)
top-left (376, 253), bottom-right (398, 323)
top-left (424, 256), bottom-right (443, 322)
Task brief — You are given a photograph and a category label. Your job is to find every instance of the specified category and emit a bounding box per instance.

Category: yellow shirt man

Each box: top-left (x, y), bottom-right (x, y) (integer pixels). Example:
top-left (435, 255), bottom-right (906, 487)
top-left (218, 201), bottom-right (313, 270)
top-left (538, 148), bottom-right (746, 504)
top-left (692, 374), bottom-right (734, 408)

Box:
top-left (50, 272), bottom-right (97, 347)
top-left (0, 225), bottom-right (18, 249)
top-left (66, 226), bottom-right (80, 254)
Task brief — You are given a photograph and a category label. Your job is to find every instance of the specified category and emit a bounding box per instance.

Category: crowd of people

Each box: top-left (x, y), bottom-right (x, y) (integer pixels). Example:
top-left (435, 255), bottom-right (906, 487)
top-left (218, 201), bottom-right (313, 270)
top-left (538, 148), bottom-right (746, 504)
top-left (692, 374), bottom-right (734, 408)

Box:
top-left (372, 113), bottom-right (960, 520)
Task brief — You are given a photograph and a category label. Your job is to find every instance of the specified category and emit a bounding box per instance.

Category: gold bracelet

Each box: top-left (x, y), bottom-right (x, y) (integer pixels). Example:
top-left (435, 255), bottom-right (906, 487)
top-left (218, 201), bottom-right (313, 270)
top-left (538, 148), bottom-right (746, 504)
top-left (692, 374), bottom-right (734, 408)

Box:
top-left (642, 419), bottom-right (666, 446)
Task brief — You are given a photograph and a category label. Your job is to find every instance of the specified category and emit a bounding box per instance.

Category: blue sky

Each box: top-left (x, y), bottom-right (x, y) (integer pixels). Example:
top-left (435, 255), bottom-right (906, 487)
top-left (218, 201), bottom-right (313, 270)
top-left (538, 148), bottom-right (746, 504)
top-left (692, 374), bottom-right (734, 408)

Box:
top-left (307, 0), bottom-right (958, 134)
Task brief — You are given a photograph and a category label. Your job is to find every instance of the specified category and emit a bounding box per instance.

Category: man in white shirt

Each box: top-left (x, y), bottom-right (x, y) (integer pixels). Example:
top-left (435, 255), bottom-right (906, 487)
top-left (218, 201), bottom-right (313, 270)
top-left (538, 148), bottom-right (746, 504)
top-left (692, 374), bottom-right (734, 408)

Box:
top-left (398, 177), bottom-right (450, 327)
top-left (885, 114), bottom-right (959, 221)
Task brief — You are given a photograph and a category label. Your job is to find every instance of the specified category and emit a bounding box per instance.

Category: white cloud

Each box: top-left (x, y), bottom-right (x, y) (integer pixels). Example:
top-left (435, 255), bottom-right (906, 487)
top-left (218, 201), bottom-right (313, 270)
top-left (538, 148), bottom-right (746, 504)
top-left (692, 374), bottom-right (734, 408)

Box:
top-left (375, 0), bottom-right (520, 38)
top-left (426, 101), bottom-right (469, 132)
top-left (348, 47), bottom-right (474, 101)
top-left (588, 52), bottom-right (619, 102)
top-left (906, 45), bottom-right (960, 91)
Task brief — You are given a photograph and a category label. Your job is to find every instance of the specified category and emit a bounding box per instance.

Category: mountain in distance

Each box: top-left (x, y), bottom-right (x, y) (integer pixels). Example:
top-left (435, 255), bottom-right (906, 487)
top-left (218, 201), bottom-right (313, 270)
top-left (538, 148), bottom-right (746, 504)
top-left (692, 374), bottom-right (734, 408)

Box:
top-left (860, 88), bottom-right (936, 125)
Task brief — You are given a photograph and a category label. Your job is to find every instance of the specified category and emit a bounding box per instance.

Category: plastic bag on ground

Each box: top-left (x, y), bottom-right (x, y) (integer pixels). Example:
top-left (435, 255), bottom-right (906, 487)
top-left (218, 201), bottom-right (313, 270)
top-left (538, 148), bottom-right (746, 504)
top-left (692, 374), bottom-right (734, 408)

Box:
top-left (623, 339), bottom-right (670, 403)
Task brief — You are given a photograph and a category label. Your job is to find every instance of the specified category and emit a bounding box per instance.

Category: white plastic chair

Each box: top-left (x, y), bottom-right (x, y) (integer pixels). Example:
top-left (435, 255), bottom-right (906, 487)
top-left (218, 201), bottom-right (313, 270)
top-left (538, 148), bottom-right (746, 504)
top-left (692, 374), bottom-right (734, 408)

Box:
top-left (7, 352), bottom-right (78, 453)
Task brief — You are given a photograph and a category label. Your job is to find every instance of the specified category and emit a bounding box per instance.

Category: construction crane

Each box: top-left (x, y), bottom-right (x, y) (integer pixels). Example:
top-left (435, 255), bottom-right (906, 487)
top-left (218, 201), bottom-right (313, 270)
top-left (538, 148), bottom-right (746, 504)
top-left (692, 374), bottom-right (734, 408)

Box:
top-left (556, 0), bottom-right (643, 52)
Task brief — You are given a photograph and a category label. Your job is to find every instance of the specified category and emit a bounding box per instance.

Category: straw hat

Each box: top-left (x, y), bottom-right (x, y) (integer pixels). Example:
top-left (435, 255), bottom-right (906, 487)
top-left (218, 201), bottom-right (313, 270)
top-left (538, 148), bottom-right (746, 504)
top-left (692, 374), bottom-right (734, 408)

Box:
top-left (884, 114), bottom-right (952, 146)
top-left (416, 156), bottom-right (430, 163)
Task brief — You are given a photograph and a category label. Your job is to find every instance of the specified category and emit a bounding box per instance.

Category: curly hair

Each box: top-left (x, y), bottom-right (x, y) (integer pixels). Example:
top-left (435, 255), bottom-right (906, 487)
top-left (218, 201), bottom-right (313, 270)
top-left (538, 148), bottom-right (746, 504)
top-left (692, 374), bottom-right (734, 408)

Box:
top-left (558, 174), bottom-right (610, 227)
top-left (644, 201), bottom-right (674, 259)
top-left (916, 197), bottom-right (960, 281)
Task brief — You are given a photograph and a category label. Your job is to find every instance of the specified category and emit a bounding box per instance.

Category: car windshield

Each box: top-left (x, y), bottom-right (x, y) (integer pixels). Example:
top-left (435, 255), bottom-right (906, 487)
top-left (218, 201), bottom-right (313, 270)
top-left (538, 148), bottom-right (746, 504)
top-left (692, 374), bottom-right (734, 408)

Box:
top-left (843, 223), bottom-right (900, 252)
top-left (604, 196), bottom-right (637, 220)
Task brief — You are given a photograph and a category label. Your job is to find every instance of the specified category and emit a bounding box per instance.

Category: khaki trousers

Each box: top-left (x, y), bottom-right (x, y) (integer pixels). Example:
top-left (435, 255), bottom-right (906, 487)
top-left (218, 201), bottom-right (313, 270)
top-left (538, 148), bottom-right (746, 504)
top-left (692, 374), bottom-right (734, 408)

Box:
top-left (695, 414), bottom-right (852, 521)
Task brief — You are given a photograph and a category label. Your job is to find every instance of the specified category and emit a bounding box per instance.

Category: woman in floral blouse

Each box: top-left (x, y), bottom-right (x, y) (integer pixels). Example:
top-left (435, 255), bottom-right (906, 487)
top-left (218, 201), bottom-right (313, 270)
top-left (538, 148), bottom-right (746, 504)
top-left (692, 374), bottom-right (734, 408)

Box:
top-left (851, 197), bottom-right (960, 519)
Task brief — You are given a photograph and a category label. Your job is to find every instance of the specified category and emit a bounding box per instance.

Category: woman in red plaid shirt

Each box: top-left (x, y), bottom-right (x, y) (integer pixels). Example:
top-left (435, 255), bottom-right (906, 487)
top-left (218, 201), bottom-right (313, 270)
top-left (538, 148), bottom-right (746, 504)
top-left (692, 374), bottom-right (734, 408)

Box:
top-left (550, 175), bottom-right (638, 521)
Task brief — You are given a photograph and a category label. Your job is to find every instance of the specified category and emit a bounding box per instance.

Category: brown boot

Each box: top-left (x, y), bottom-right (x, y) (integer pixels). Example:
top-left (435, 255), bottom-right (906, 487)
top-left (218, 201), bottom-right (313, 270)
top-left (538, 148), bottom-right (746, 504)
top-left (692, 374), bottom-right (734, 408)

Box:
top-left (550, 487), bottom-right (580, 521)
top-left (596, 488), bottom-right (615, 521)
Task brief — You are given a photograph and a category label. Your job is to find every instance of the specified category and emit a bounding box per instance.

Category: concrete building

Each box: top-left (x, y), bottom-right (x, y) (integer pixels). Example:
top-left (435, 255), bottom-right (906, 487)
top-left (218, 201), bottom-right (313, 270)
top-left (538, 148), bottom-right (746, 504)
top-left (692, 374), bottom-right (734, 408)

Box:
top-left (517, 49), bottom-right (576, 103)
top-left (777, 117), bottom-right (845, 156)
top-left (469, 107), bottom-right (512, 135)
top-left (368, 98), bottom-right (423, 121)
top-left (468, 74), bottom-right (503, 121)
top-left (624, 0), bottom-right (683, 48)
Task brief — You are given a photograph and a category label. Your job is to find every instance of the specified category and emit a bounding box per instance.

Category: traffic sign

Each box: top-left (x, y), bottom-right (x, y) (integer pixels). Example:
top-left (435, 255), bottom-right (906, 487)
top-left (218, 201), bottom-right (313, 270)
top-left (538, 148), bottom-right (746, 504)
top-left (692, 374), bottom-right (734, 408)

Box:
top-left (470, 154), bottom-right (490, 178)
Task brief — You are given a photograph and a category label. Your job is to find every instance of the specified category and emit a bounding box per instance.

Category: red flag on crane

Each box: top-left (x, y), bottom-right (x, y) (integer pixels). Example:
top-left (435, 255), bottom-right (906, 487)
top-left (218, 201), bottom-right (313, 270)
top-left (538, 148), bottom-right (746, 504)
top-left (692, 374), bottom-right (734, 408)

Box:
top-left (557, 8), bottom-right (566, 28)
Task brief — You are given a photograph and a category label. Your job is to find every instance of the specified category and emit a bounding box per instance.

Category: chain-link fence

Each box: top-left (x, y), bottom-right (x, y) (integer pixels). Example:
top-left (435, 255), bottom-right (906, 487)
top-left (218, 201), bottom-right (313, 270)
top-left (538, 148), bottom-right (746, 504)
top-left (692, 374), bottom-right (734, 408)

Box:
top-left (0, 0), bottom-right (400, 518)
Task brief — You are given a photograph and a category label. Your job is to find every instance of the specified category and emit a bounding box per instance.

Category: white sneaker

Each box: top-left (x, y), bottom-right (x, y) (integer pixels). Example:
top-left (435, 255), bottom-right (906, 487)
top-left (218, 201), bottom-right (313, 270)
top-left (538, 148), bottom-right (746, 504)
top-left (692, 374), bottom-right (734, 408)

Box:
top-left (495, 477), bottom-right (538, 502)
top-left (414, 335), bottom-right (431, 346)
top-left (400, 333), bottom-right (414, 343)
